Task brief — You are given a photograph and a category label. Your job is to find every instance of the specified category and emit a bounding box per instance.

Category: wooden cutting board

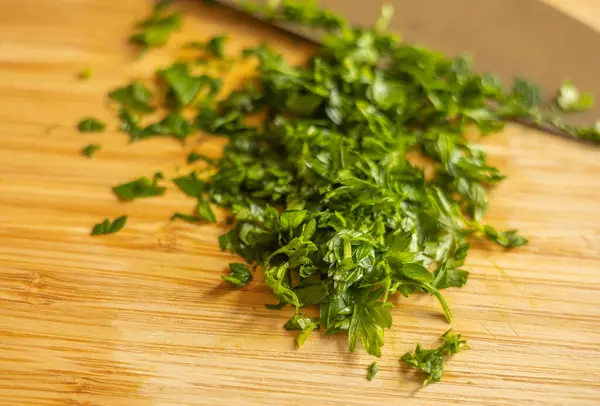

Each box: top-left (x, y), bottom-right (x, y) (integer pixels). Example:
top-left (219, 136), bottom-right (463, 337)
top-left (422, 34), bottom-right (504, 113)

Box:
top-left (1, 1), bottom-right (599, 405)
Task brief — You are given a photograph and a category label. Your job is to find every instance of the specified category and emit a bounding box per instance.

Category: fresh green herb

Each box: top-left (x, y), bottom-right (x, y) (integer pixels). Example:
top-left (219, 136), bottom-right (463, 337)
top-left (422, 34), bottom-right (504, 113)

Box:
top-left (173, 172), bottom-right (206, 197)
top-left (130, 0), bottom-right (182, 50)
top-left (221, 262), bottom-right (253, 287)
top-left (187, 151), bottom-right (216, 165)
top-left (139, 112), bottom-right (194, 141)
top-left (401, 329), bottom-right (468, 385)
top-left (196, 198), bottom-right (216, 222)
top-left (160, 63), bottom-right (222, 107)
top-left (109, 81), bottom-right (155, 114)
top-left (171, 212), bottom-right (202, 223)
top-left (78, 117), bottom-right (105, 133)
top-left (78, 67), bottom-right (92, 80)
top-left (296, 319), bottom-right (318, 346)
top-left (113, 172), bottom-right (166, 201)
top-left (555, 81), bottom-right (594, 113)
top-left (89, 0), bottom-right (600, 370)
top-left (367, 362), bottom-right (379, 381)
top-left (91, 216), bottom-right (127, 236)
top-left (81, 144), bottom-right (101, 157)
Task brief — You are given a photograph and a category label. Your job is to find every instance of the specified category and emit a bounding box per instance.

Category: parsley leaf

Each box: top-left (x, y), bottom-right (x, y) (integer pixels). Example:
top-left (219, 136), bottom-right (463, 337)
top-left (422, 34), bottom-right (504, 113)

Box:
top-left (222, 262), bottom-right (253, 287)
top-left (161, 63), bottom-right (222, 106)
top-left (109, 81), bottom-right (155, 114)
top-left (81, 144), bottom-right (101, 157)
top-left (197, 198), bottom-right (216, 223)
top-left (139, 112), bottom-right (194, 141)
top-left (91, 216), bottom-right (127, 236)
top-left (171, 212), bottom-right (202, 223)
top-left (187, 151), bottom-right (216, 165)
top-left (401, 329), bottom-right (468, 384)
top-left (78, 117), bottom-right (105, 133)
top-left (173, 172), bottom-right (206, 197)
top-left (296, 319), bottom-right (318, 347)
top-left (367, 362), bottom-right (379, 381)
top-left (130, 0), bottom-right (182, 50)
top-left (348, 289), bottom-right (393, 357)
top-left (113, 172), bottom-right (166, 201)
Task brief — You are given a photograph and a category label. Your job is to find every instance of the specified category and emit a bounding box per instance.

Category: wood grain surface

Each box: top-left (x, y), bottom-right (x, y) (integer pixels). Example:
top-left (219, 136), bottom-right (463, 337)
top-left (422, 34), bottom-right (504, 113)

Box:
top-left (1, 1), bottom-right (600, 405)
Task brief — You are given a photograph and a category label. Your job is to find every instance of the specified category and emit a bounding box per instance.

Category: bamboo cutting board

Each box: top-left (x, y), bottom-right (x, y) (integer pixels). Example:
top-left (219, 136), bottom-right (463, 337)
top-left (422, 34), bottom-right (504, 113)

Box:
top-left (1, 1), bottom-right (600, 405)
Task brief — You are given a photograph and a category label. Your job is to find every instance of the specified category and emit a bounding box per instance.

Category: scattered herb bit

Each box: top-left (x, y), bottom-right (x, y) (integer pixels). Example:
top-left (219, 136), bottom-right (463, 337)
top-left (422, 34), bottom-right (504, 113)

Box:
top-left (296, 319), bottom-right (318, 347)
top-left (78, 67), bottom-right (92, 80)
top-left (221, 262), bottom-right (253, 287)
top-left (81, 144), bottom-right (101, 157)
top-left (91, 216), bottom-right (127, 236)
top-left (113, 172), bottom-right (166, 201)
top-left (161, 63), bottom-right (222, 106)
top-left (130, 0), bottom-right (182, 50)
top-left (171, 212), bottom-right (202, 223)
top-left (284, 314), bottom-right (319, 330)
top-left (187, 151), bottom-right (216, 165)
top-left (196, 198), bottom-right (216, 223)
top-left (109, 81), bottom-right (155, 114)
top-left (139, 112), bottom-right (194, 142)
top-left (401, 329), bottom-right (469, 385)
top-left (173, 172), bottom-right (206, 197)
top-left (367, 362), bottom-right (379, 381)
top-left (556, 81), bottom-right (594, 113)
top-left (78, 117), bottom-right (105, 133)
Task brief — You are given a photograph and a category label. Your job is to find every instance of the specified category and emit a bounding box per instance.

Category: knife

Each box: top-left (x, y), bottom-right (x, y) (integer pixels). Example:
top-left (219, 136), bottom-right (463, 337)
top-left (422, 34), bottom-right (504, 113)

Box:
top-left (217, 0), bottom-right (600, 125)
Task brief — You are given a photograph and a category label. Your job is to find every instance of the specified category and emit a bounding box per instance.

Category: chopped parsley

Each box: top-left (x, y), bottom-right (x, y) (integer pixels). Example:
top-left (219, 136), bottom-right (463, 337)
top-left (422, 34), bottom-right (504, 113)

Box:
top-left (401, 329), bottom-right (469, 385)
top-left (113, 172), bottom-right (166, 201)
top-left (108, 81), bottom-right (155, 114)
top-left (367, 362), bottom-right (379, 381)
top-left (81, 144), bottom-right (101, 157)
top-left (91, 216), bottom-right (127, 236)
top-left (221, 262), bottom-right (253, 287)
top-left (173, 172), bottom-right (205, 197)
top-left (79, 0), bottom-right (600, 384)
top-left (129, 0), bottom-right (182, 50)
top-left (77, 117), bottom-right (105, 133)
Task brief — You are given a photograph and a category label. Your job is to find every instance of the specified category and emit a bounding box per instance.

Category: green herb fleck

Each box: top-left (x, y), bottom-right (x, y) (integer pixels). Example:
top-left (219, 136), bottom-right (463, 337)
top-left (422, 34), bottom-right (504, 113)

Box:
top-left (187, 151), bottom-right (216, 165)
top-left (221, 262), bottom-right (253, 287)
top-left (78, 117), bottom-right (105, 133)
top-left (367, 362), bottom-right (379, 381)
top-left (91, 216), bottom-right (127, 236)
top-left (160, 63), bottom-right (222, 106)
top-left (109, 81), bottom-right (154, 114)
top-left (196, 198), bottom-right (216, 223)
top-left (401, 329), bottom-right (469, 385)
top-left (113, 172), bottom-right (166, 201)
top-left (173, 172), bottom-right (205, 197)
top-left (129, 0), bottom-right (182, 50)
top-left (81, 144), bottom-right (101, 157)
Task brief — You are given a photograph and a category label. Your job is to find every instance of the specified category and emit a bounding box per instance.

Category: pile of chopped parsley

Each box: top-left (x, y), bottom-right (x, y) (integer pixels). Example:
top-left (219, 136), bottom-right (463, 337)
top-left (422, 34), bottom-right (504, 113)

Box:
top-left (82, 0), bottom-right (599, 384)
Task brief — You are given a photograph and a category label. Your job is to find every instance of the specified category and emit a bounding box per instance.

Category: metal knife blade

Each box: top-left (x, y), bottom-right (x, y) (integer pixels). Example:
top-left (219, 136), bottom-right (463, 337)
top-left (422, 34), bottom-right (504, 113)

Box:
top-left (217, 0), bottom-right (600, 125)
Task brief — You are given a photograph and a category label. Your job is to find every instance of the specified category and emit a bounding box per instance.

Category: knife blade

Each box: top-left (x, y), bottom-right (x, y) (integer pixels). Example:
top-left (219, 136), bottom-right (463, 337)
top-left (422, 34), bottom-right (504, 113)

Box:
top-left (217, 0), bottom-right (600, 125)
